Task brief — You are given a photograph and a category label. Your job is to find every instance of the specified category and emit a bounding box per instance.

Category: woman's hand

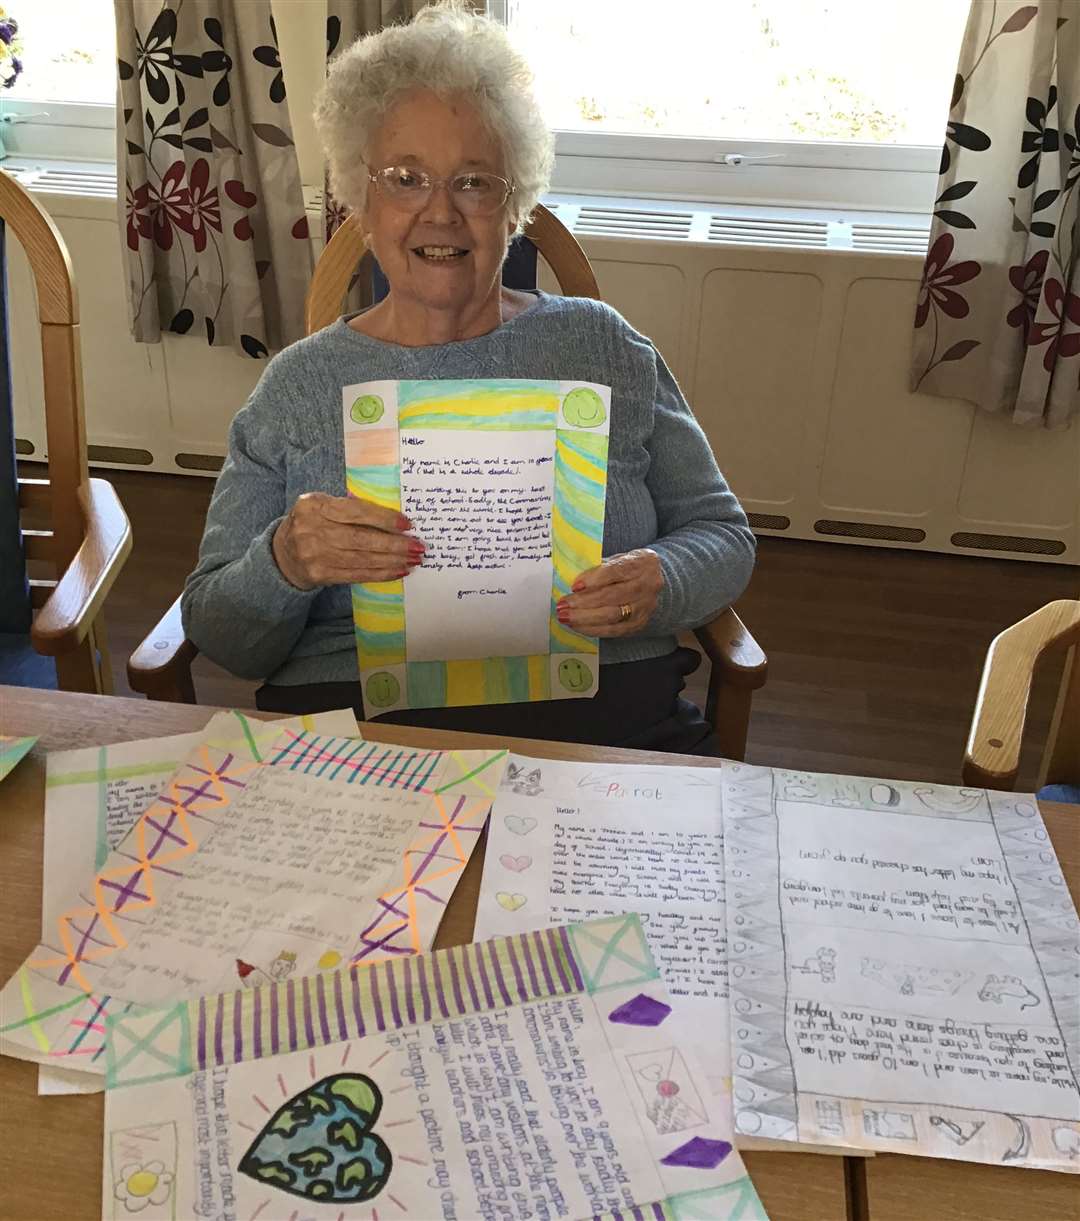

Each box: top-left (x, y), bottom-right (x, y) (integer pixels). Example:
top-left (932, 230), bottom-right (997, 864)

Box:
top-left (556, 548), bottom-right (664, 637)
top-left (272, 493), bottom-right (424, 590)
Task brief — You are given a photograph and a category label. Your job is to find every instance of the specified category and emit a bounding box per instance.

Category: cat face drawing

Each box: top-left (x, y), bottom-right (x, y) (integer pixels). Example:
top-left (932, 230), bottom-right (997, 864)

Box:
top-left (504, 762), bottom-right (543, 796)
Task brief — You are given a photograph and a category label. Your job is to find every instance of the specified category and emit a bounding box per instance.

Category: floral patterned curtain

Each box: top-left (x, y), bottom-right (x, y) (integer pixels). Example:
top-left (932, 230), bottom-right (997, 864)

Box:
top-left (116, 1), bottom-right (312, 357)
top-left (911, 1), bottom-right (1079, 428)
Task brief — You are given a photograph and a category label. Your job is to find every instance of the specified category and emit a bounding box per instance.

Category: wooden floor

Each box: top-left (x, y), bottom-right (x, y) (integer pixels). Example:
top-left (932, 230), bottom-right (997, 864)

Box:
top-left (49, 467), bottom-right (1080, 789)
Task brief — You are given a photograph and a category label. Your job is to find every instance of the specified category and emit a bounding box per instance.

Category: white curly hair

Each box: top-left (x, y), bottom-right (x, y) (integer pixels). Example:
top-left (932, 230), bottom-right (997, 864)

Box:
top-left (314, 2), bottom-right (554, 235)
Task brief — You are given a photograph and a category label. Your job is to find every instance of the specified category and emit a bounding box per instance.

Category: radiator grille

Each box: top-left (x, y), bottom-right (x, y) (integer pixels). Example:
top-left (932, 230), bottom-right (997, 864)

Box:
top-left (709, 216), bottom-right (828, 248)
top-left (575, 206), bottom-right (693, 240)
top-left (851, 223), bottom-right (930, 254)
top-left (814, 519), bottom-right (926, 543)
top-left (27, 167), bottom-right (118, 197)
top-left (950, 531), bottom-right (1066, 556)
top-left (747, 512), bottom-right (791, 530)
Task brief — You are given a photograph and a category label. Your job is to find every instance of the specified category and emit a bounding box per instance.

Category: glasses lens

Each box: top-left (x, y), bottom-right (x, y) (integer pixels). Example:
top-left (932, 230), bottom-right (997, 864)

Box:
top-left (451, 173), bottom-right (507, 216)
top-left (378, 166), bottom-right (428, 208)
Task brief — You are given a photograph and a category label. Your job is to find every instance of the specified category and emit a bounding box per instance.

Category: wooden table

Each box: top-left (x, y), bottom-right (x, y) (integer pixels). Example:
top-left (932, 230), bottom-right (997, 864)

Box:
top-left (0, 687), bottom-right (1074, 1221)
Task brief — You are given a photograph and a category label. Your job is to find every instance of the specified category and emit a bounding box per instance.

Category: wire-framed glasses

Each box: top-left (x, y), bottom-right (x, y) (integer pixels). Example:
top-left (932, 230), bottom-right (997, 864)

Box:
top-left (366, 165), bottom-right (515, 216)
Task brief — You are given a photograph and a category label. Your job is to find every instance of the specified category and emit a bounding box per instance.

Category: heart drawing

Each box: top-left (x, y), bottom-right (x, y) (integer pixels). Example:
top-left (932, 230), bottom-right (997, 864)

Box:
top-left (504, 815), bottom-right (537, 836)
top-left (499, 853), bottom-right (532, 872)
top-left (496, 892), bottom-right (527, 912)
top-left (238, 1073), bottom-right (392, 1203)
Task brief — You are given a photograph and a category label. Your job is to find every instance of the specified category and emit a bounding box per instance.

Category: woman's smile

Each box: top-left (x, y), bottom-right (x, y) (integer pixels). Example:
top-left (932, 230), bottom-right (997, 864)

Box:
top-left (412, 244), bottom-right (469, 262)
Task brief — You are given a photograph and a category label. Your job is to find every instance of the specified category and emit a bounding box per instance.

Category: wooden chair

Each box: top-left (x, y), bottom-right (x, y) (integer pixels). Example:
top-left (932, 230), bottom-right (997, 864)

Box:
top-left (128, 205), bottom-right (766, 757)
top-left (0, 171), bottom-right (131, 693)
top-left (964, 599), bottom-right (1079, 793)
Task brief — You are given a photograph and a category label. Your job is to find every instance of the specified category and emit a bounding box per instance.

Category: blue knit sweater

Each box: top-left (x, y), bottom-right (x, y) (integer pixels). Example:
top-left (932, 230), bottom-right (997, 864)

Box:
top-left (182, 293), bottom-right (755, 686)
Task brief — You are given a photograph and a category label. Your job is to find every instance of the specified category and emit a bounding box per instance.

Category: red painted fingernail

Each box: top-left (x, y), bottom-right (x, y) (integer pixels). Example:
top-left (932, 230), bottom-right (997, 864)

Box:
top-left (572, 579), bottom-right (585, 592)
top-left (408, 540), bottom-right (425, 554)
top-left (396, 568), bottom-right (409, 578)
top-left (397, 514), bottom-right (412, 530)
top-left (557, 608), bottom-right (570, 623)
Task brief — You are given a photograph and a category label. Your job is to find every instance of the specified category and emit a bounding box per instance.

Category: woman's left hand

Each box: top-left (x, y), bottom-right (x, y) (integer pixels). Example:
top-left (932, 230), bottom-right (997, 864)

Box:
top-left (556, 549), bottom-right (664, 637)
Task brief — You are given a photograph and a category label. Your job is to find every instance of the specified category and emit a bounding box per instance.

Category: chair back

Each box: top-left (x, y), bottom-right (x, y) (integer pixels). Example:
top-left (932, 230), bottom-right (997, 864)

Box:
top-left (0, 171), bottom-right (119, 692)
top-left (964, 599), bottom-right (1080, 790)
top-left (0, 172), bottom-right (89, 612)
top-left (305, 204), bottom-right (599, 334)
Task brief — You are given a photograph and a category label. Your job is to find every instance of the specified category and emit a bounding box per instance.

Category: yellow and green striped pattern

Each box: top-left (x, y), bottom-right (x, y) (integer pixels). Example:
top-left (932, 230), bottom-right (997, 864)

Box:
top-left (346, 463), bottom-right (400, 511)
top-left (398, 379), bottom-right (560, 431)
top-left (405, 655), bottom-right (550, 708)
top-left (352, 582), bottom-right (406, 667)
top-left (550, 430), bottom-right (608, 654)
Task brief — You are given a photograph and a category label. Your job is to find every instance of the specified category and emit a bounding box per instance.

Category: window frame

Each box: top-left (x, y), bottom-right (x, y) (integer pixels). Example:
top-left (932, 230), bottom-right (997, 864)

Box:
top-left (490, 2), bottom-right (948, 215)
top-left (0, 96), bottom-right (115, 162)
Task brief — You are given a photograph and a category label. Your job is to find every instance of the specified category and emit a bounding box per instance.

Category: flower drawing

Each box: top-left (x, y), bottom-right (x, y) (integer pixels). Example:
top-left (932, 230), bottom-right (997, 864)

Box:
top-left (113, 1161), bottom-right (174, 1213)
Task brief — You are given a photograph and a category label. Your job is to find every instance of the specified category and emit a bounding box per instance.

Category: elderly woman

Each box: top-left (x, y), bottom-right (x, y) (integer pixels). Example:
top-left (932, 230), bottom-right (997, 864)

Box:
top-left (182, 3), bottom-right (755, 755)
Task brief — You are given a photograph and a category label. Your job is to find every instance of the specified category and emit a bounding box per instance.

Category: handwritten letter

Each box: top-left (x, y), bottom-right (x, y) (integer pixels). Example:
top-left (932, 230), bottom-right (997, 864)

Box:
top-left (724, 765), bottom-right (1080, 1172)
top-left (344, 379), bottom-right (610, 711)
top-left (401, 432), bottom-right (555, 661)
top-left (102, 918), bottom-right (760, 1219)
top-left (476, 756), bottom-right (732, 1088)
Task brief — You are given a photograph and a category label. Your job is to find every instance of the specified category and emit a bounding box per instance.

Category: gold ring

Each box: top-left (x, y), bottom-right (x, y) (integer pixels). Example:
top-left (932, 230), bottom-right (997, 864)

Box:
top-left (619, 603), bottom-right (633, 622)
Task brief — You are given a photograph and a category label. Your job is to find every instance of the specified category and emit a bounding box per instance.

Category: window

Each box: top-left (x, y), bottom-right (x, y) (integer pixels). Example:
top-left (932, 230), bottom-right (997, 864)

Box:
top-left (0, 0), bottom-right (115, 161)
top-left (493, 0), bottom-right (971, 214)
top-left (6, 0), bottom-right (114, 104)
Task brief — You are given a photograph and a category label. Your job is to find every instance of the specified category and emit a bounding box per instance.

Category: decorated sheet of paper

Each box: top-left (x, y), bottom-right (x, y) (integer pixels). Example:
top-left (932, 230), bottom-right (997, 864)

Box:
top-left (723, 764), bottom-right (1080, 1172)
top-left (36, 709), bottom-right (358, 1095)
top-left (475, 755), bottom-right (732, 1094)
top-left (0, 734), bottom-right (37, 781)
top-left (1, 731), bottom-right (506, 1089)
top-left (344, 378), bottom-right (609, 712)
top-left (101, 915), bottom-right (763, 1221)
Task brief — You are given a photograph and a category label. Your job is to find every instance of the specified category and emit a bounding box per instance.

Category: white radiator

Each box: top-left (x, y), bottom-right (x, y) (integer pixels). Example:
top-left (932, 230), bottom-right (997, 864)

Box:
top-left (7, 162), bottom-right (1079, 564)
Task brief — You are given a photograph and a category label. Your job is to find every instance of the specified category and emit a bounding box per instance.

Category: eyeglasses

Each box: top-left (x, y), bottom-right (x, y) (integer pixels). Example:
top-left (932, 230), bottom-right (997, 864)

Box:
top-left (366, 165), bottom-right (515, 217)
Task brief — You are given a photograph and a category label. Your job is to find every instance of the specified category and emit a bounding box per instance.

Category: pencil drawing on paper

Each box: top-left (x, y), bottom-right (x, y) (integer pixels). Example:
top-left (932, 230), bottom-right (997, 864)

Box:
top-left (930, 1115), bottom-right (984, 1146)
top-left (504, 762), bottom-right (544, 796)
top-left (978, 974), bottom-right (1041, 1011)
top-left (626, 1047), bottom-right (708, 1135)
top-left (791, 946), bottom-right (837, 984)
top-left (859, 957), bottom-right (972, 998)
top-left (815, 1099), bottom-right (844, 1134)
top-left (863, 1108), bottom-right (917, 1141)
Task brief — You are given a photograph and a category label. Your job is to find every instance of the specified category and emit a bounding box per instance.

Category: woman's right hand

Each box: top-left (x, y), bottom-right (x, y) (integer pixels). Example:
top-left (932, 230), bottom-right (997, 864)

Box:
top-left (271, 493), bottom-right (424, 590)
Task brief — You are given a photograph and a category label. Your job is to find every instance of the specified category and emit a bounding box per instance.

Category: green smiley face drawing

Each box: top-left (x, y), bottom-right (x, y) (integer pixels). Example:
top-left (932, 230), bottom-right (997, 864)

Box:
top-left (562, 387), bottom-right (606, 428)
top-left (365, 671), bottom-right (400, 708)
top-left (557, 657), bottom-right (594, 693)
top-left (350, 394), bottom-right (385, 425)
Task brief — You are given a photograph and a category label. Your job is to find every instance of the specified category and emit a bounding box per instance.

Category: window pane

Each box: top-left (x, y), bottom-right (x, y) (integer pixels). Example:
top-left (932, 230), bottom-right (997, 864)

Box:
top-left (5, 0), bottom-right (115, 105)
top-left (505, 0), bottom-right (969, 146)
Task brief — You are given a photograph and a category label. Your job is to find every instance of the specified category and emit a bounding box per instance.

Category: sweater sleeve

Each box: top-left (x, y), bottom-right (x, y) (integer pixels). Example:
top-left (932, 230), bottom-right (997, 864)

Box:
top-left (181, 366), bottom-right (319, 681)
top-left (642, 344), bottom-right (756, 634)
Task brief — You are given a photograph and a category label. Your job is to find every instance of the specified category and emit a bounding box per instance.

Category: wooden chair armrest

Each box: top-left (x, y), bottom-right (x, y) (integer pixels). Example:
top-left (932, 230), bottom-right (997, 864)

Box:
top-left (127, 593), bottom-right (200, 703)
top-left (964, 599), bottom-right (1080, 789)
top-left (691, 608), bottom-right (767, 762)
top-left (692, 607), bottom-right (768, 689)
top-left (31, 478), bottom-right (132, 654)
